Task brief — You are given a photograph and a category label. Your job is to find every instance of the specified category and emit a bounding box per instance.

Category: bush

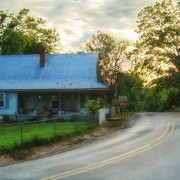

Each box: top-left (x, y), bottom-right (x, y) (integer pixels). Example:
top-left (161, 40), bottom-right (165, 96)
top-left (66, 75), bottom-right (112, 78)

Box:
top-left (28, 116), bottom-right (40, 122)
top-left (84, 100), bottom-right (102, 114)
top-left (111, 99), bottom-right (119, 107)
top-left (70, 115), bottom-right (80, 122)
top-left (58, 117), bottom-right (65, 122)
top-left (3, 115), bottom-right (10, 123)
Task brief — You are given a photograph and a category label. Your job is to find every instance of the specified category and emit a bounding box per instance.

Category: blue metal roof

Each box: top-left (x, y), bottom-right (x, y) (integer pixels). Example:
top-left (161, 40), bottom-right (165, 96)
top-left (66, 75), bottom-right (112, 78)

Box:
top-left (0, 53), bottom-right (108, 91)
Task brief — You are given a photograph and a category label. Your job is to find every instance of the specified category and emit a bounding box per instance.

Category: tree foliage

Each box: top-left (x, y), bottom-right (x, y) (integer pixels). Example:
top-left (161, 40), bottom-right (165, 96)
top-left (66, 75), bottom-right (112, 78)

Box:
top-left (132, 0), bottom-right (180, 86)
top-left (109, 72), bottom-right (144, 111)
top-left (140, 86), bottom-right (180, 112)
top-left (0, 8), bottom-right (60, 54)
top-left (81, 32), bottom-right (131, 85)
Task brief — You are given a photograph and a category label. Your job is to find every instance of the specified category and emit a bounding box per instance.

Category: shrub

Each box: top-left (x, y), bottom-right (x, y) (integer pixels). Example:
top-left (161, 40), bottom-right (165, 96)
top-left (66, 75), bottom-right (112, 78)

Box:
top-left (2, 115), bottom-right (10, 123)
top-left (58, 117), bottom-right (65, 122)
top-left (111, 99), bottom-right (119, 107)
top-left (84, 100), bottom-right (102, 114)
top-left (70, 115), bottom-right (80, 122)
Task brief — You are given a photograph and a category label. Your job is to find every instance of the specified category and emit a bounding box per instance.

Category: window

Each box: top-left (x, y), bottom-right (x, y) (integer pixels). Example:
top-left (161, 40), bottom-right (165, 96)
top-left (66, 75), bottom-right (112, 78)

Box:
top-left (0, 93), bottom-right (5, 108)
top-left (51, 93), bottom-right (59, 109)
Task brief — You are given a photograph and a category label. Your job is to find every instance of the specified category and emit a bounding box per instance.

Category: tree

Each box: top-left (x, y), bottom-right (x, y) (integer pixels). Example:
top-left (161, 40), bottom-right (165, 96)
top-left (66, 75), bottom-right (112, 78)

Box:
top-left (132, 0), bottom-right (180, 86)
top-left (1, 28), bottom-right (30, 54)
top-left (81, 32), bottom-right (131, 85)
top-left (0, 8), bottom-right (60, 54)
top-left (109, 72), bottom-right (144, 111)
top-left (140, 86), bottom-right (180, 112)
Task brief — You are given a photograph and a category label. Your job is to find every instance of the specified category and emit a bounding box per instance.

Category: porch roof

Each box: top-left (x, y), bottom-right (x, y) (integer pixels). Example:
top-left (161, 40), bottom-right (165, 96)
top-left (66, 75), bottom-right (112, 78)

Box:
top-left (0, 80), bottom-right (107, 91)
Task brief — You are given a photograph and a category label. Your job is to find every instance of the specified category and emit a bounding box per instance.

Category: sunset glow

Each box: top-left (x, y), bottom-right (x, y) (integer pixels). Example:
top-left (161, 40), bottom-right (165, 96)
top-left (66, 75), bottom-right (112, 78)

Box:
top-left (0, 0), bottom-right (165, 51)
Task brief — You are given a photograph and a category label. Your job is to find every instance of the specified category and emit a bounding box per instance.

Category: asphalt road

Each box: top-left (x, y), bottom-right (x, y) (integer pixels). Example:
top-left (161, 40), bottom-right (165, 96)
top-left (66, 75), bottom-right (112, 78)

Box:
top-left (0, 112), bottom-right (179, 180)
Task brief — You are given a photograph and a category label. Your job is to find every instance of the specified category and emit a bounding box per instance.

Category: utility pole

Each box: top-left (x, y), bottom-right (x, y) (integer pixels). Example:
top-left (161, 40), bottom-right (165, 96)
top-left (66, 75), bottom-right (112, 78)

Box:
top-left (115, 84), bottom-right (118, 100)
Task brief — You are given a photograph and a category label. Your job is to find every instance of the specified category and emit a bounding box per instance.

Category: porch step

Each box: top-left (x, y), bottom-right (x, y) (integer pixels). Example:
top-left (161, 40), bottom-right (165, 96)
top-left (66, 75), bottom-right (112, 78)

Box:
top-left (107, 118), bottom-right (124, 121)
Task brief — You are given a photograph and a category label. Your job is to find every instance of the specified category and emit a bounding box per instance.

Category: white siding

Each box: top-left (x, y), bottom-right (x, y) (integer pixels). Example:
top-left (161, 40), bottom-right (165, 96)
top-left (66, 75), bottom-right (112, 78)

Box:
top-left (0, 92), bottom-right (18, 115)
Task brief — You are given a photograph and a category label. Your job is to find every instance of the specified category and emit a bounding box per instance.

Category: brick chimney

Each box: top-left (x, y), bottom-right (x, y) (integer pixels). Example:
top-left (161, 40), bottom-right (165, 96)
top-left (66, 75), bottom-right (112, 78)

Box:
top-left (40, 49), bottom-right (46, 67)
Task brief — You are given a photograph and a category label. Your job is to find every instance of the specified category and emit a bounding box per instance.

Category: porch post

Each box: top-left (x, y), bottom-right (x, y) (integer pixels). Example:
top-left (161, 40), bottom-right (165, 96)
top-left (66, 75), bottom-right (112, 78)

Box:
top-left (77, 93), bottom-right (80, 111)
top-left (86, 92), bottom-right (89, 102)
top-left (59, 92), bottom-right (61, 113)
top-left (34, 93), bottom-right (37, 111)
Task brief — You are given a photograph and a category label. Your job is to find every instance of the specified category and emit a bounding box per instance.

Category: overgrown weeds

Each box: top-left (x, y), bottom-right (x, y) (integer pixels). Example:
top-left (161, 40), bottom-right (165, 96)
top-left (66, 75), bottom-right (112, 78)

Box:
top-left (106, 112), bottom-right (134, 128)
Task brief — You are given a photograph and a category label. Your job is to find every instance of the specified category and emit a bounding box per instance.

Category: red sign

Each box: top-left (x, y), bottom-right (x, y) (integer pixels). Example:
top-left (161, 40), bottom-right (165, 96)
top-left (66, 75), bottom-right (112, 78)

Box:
top-left (120, 100), bottom-right (126, 109)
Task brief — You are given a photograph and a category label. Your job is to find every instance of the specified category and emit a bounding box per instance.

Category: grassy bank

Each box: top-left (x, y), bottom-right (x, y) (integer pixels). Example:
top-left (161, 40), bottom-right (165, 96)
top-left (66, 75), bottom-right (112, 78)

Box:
top-left (0, 121), bottom-right (97, 155)
top-left (106, 112), bottom-right (134, 128)
top-left (171, 106), bottom-right (180, 112)
top-left (0, 112), bottom-right (135, 158)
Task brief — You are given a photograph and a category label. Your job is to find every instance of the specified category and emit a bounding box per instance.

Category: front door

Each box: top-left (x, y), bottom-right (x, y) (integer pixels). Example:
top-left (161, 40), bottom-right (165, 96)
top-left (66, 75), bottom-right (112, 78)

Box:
top-left (51, 93), bottom-right (59, 114)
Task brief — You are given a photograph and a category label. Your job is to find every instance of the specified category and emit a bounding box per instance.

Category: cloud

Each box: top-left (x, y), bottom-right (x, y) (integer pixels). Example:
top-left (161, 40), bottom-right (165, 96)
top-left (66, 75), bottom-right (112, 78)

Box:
top-left (0, 0), bottom-right (170, 51)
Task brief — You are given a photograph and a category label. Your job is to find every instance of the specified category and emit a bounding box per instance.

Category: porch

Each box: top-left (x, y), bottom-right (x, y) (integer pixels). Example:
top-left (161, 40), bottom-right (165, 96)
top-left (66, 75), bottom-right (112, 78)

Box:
top-left (17, 91), bottom-right (106, 116)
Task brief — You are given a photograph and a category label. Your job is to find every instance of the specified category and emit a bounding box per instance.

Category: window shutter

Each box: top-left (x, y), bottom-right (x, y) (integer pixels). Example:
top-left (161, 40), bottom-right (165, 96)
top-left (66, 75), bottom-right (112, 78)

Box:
top-left (5, 93), bottom-right (9, 108)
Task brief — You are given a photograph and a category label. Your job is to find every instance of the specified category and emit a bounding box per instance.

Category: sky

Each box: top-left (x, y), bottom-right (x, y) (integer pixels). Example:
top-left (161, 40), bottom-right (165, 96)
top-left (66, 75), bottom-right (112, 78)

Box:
top-left (0, 0), bottom-right (167, 52)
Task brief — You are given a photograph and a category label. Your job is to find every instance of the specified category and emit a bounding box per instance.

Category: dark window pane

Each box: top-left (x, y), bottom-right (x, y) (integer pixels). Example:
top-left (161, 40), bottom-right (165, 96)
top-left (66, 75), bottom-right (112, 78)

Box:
top-left (0, 101), bottom-right (4, 107)
top-left (0, 94), bottom-right (4, 101)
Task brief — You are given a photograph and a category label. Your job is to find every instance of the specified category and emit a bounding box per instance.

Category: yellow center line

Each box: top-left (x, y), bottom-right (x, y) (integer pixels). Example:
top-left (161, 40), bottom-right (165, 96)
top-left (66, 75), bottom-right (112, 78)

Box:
top-left (41, 121), bottom-right (174, 180)
top-left (144, 121), bottom-right (170, 145)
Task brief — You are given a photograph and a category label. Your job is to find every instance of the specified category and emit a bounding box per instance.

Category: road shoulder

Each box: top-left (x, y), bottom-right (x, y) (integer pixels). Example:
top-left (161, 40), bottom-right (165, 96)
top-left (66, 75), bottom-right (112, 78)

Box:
top-left (0, 114), bottom-right (137, 167)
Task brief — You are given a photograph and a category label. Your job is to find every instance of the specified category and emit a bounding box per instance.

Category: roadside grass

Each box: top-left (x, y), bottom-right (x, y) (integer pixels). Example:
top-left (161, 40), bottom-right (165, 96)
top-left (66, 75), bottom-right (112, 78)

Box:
top-left (0, 112), bottom-right (135, 159)
top-left (0, 121), bottom-right (97, 155)
top-left (106, 111), bottom-right (134, 128)
top-left (171, 106), bottom-right (180, 112)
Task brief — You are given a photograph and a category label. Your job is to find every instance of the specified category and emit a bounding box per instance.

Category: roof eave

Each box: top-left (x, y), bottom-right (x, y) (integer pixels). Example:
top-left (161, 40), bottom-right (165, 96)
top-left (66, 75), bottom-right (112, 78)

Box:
top-left (0, 88), bottom-right (109, 92)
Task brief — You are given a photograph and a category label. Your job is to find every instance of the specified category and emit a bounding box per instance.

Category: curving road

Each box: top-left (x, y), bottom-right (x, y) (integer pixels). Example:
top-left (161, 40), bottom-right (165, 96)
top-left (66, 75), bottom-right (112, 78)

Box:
top-left (0, 112), bottom-right (179, 180)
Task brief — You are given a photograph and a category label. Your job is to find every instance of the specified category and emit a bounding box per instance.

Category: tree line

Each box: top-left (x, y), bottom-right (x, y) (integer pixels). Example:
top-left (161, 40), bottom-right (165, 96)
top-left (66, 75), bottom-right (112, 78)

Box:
top-left (0, 0), bottom-right (179, 112)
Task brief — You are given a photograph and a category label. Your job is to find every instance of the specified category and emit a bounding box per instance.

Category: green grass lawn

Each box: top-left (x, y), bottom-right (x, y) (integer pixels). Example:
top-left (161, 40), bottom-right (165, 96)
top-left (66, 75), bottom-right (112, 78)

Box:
top-left (0, 121), bottom-right (96, 151)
